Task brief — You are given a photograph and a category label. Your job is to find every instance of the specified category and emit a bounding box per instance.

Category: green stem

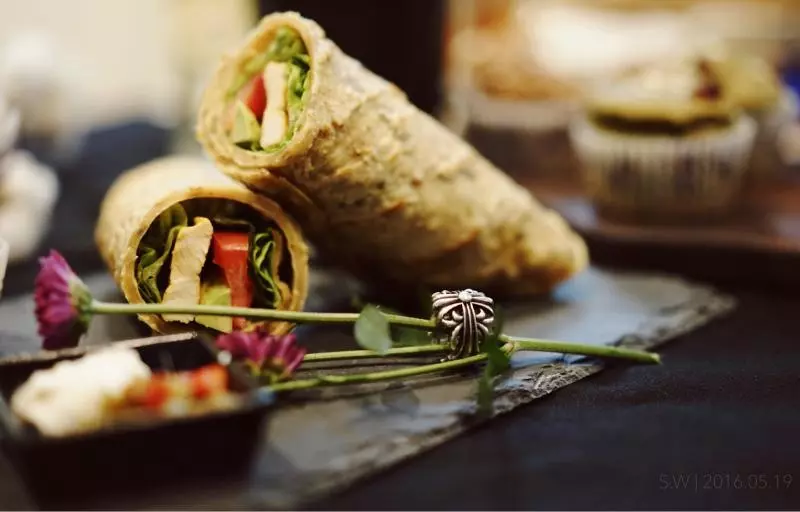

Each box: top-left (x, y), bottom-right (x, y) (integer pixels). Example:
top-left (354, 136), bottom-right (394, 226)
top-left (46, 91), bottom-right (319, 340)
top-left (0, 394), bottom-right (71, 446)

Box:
top-left (304, 344), bottom-right (445, 362)
top-left (499, 335), bottom-right (661, 364)
top-left (90, 301), bottom-right (659, 364)
top-left (273, 335), bottom-right (659, 392)
top-left (269, 353), bottom-right (487, 392)
top-left (301, 338), bottom-right (659, 367)
top-left (89, 300), bottom-right (434, 330)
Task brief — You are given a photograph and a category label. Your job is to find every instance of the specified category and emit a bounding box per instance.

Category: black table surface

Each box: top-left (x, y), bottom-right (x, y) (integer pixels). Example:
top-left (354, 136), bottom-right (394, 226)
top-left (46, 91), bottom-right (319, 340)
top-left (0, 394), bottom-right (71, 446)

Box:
top-left (2, 124), bottom-right (799, 510)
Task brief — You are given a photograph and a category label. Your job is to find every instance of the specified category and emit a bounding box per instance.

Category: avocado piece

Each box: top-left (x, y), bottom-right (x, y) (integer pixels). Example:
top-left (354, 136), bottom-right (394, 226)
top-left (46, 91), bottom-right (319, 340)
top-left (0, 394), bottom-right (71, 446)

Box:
top-left (231, 100), bottom-right (262, 146)
top-left (196, 280), bottom-right (234, 333)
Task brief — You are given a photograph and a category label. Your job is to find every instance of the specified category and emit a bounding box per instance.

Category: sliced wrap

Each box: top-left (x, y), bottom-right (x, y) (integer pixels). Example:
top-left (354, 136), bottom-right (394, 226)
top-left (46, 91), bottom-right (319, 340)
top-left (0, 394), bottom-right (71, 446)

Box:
top-left (197, 12), bottom-right (587, 296)
top-left (95, 156), bottom-right (309, 334)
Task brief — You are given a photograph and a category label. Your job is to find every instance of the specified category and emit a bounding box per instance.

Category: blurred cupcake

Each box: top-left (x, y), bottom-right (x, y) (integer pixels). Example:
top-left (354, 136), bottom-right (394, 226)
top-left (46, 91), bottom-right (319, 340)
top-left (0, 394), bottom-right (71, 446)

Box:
top-left (708, 54), bottom-right (798, 183)
top-left (569, 58), bottom-right (756, 221)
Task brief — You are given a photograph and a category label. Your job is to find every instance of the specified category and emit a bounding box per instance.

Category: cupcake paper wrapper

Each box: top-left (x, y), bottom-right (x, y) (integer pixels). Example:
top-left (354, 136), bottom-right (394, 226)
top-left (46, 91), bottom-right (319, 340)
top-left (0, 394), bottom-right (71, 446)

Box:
top-left (94, 156), bottom-right (309, 335)
top-left (196, 12), bottom-right (587, 297)
top-left (569, 114), bottom-right (757, 214)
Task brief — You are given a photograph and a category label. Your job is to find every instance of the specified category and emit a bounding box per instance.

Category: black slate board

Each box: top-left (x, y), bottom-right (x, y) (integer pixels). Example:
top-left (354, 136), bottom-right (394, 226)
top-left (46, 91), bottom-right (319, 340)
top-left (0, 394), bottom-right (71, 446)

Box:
top-left (0, 267), bottom-right (734, 509)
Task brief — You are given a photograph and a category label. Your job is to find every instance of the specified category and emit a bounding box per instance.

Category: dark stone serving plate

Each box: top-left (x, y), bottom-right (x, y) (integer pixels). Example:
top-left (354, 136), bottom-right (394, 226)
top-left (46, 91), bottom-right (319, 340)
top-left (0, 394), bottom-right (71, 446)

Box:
top-left (0, 267), bottom-right (735, 509)
top-left (0, 333), bottom-right (273, 509)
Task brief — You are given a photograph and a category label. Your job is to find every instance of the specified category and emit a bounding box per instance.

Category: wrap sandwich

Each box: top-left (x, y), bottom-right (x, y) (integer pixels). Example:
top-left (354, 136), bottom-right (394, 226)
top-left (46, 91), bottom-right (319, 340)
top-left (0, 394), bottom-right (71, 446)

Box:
top-left (197, 12), bottom-right (588, 296)
top-left (95, 156), bottom-right (308, 334)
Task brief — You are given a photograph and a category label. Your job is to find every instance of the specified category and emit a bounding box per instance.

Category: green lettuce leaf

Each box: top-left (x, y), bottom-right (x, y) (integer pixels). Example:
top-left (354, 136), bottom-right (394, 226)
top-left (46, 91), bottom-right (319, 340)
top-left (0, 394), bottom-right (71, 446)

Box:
top-left (250, 230), bottom-right (282, 308)
top-left (229, 27), bottom-right (308, 97)
top-left (196, 278), bottom-right (233, 333)
top-left (136, 204), bottom-right (188, 303)
top-left (285, 54), bottom-right (310, 136)
top-left (228, 26), bottom-right (310, 152)
top-left (135, 203), bottom-right (283, 312)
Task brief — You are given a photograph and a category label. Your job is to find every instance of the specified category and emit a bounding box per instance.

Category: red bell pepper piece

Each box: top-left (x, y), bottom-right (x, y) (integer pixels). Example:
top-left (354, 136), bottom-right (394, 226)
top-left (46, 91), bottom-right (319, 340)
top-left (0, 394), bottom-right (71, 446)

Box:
top-left (244, 74), bottom-right (267, 122)
top-left (212, 232), bottom-right (254, 330)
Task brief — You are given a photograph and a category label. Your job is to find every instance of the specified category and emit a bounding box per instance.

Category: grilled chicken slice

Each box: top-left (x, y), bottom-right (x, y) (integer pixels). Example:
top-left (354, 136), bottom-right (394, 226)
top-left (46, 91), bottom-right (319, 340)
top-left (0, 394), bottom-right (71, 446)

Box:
top-left (161, 217), bottom-right (214, 322)
top-left (260, 62), bottom-right (289, 148)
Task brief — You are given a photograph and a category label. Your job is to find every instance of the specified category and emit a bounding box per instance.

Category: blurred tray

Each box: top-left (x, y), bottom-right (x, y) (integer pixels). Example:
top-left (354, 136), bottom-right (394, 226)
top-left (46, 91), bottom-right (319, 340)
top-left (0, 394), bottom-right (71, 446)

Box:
top-left (522, 176), bottom-right (800, 290)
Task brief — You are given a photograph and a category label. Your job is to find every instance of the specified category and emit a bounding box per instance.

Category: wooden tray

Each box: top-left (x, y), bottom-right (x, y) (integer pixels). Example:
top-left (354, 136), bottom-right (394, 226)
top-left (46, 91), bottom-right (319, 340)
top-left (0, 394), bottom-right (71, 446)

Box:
top-left (519, 175), bottom-right (800, 291)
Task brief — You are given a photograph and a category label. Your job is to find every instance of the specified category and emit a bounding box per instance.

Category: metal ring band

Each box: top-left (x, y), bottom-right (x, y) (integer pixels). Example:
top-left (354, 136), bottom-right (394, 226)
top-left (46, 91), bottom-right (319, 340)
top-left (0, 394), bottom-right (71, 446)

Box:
top-left (431, 289), bottom-right (495, 359)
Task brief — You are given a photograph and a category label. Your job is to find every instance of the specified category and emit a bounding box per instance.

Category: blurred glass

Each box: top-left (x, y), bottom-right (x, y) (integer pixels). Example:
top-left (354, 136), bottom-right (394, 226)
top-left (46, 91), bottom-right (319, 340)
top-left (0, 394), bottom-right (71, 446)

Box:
top-left (261, 0), bottom-right (446, 116)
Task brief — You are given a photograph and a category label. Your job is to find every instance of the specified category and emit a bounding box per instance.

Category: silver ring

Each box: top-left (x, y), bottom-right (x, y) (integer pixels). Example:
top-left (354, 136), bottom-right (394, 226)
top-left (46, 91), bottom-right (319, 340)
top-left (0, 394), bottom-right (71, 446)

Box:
top-left (432, 289), bottom-right (495, 359)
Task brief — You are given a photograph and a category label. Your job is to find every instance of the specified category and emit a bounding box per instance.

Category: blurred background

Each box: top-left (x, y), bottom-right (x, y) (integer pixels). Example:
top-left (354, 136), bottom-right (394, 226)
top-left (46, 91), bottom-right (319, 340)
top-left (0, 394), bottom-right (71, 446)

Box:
top-left (1, 0), bottom-right (800, 297)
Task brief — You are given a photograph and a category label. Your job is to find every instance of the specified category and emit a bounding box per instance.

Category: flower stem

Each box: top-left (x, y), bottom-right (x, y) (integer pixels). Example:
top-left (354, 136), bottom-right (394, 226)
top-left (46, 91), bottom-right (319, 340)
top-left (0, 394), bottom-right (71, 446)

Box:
top-left (304, 344), bottom-right (445, 362)
top-left (90, 301), bottom-right (659, 364)
top-left (269, 353), bottom-right (488, 392)
top-left (499, 335), bottom-right (661, 365)
top-left (272, 335), bottom-right (660, 392)
top-left (89, 300), bottom-right (434, 330)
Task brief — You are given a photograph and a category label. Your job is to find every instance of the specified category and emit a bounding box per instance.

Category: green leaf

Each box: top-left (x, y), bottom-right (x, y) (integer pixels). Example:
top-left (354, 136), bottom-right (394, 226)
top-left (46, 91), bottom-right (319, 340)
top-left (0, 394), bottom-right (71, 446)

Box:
top-left (476, 344), bottom-right (510, 416)
top-left (291, 53), bottom-right (310, 70)
top-left (135, 201), bottom-right (286, 313)
top-left (476, 357), bottom-right (506, 417)
top-left (481, 323), bottom-right (510, 377)
top-left (229, 27), bottom-right (305, 95)
top-left (392, 327), bottom-right (432, 347)
top-left (285, 54), bottom-right (310, 139)
top-left (136, 204), bottom-right (188, 303)
top-left (354, 305), bottom-right (393, 355)
top-left (476, 306), bottom-right (511, 415)
top-left (354, 303), bottom-right (432, 347)
top-left (370, 304), bottom-right (402, 315)
top-left (249, 230), bottom-right (282, 308)
top-left (490, 305), bottom-right (505, 340)
top-left (242, 53), bottom-right (270, 78)
top-left (265, 26), bottom-right (307, 63)
top-left (483, 340), bottom-right (510, 376)
top-left (227, 26), bottom-right (310, 149)
top-left (476, 366), bottom-right (495, 416)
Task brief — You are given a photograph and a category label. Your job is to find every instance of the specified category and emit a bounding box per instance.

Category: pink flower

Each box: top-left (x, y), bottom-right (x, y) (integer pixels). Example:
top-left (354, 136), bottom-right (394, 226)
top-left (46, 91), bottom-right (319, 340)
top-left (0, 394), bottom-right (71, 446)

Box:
top-left (216, 329), bottom-right (306, 383)
top-left (34, 251), bottom-right (92, 350)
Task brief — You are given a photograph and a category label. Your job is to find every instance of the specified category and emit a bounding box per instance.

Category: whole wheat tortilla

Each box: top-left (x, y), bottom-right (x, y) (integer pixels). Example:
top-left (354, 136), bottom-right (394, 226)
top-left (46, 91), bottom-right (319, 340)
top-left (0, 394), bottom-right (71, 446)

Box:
top-left (95, 156), bottom-right (309, 334)
top-left (197, 12), bottom-right (587, 296)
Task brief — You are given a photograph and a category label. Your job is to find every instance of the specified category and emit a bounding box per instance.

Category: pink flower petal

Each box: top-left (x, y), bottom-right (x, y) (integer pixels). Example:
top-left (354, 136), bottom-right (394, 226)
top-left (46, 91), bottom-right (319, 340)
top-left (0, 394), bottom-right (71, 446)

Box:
top-left (33, 250), bottom-right (91, 350)
top-left (215, 330), bottom-right (305, 381)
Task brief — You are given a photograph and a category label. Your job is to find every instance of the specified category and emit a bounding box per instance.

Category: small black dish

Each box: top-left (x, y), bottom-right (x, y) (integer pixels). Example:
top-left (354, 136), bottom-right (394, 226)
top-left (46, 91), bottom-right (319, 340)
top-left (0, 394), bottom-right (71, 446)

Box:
top-left (0, 332), bottom-right (273, 509)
